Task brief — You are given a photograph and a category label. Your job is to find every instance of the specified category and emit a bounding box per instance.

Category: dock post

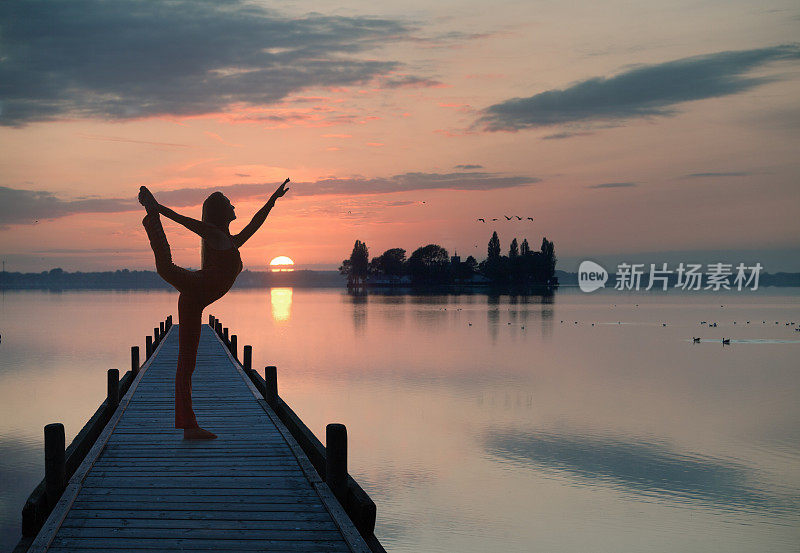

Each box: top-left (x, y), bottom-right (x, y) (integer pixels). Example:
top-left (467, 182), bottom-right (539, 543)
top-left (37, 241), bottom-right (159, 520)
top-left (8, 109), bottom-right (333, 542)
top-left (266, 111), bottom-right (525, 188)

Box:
top-left (160, 321), bottom-right (165, 335)
top-left (230, 335), bottom-right (238, 359)
top-left (209, 314), bottom-right (214, 326)
top-left (146, 336), bottom-right (153, 358)
top-left (131, 346), bottom-right (140, 377)
top-left (107, 369), bottom-right (119, 415)
top-left (264, 366), bottom-right (278, 406)
top-left (243, 345), bottom-right (252, 372)
top-left (326, 423), bottom-right (348, 503)
top-left (223, 327), bottom-right (229, 345)
top-left (215, 321), bottom-right (222, 336)
top-left (44, 423), bottom-right (66, 508)
top-left (154, 327), bottom-right (160, 345)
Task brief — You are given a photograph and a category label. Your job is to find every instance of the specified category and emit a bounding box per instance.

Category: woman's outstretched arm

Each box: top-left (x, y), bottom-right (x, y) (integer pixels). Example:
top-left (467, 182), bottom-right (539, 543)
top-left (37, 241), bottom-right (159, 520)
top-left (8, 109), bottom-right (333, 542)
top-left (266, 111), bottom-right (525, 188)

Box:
top-left (233, 179), bottom-right (290, 248)
top-left (158, 204), bottom-right (222, 242)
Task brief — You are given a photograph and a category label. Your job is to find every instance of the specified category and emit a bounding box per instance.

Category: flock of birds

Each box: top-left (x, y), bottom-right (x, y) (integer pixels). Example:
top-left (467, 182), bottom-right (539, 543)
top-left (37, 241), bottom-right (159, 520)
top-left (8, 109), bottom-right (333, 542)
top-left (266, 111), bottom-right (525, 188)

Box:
top-left (438, 303), bottom-right (800, 344)
top-left (692, 319), bottom-right (800, 345)
top-left (477, 216), bottom-right (534, 222)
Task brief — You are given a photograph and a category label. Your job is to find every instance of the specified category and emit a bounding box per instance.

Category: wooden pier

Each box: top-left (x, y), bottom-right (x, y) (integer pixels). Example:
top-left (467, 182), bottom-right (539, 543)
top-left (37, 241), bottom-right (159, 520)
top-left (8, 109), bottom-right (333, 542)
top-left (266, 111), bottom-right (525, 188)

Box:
top-left (17, 316), bottom-right (382, 553)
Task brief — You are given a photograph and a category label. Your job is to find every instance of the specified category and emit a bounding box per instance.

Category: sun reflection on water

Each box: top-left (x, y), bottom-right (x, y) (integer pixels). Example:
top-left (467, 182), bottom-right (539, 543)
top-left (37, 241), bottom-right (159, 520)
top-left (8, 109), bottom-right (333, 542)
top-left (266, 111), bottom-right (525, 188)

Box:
top-left (270, 287), bottom-right (293, 322)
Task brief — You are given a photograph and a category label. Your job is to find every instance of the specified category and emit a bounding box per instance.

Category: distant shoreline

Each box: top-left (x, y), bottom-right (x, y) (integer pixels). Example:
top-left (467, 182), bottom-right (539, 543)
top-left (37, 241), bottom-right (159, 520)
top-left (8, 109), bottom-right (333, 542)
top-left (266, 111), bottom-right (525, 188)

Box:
top-left (1, 268), bottom-right (799, 290)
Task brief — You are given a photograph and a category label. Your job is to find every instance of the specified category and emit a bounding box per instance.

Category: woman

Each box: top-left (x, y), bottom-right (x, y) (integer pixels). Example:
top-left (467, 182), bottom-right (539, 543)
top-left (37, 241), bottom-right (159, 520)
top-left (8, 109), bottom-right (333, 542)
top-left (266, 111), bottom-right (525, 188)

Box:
top-left (138, 179), bottom-right (290, 439)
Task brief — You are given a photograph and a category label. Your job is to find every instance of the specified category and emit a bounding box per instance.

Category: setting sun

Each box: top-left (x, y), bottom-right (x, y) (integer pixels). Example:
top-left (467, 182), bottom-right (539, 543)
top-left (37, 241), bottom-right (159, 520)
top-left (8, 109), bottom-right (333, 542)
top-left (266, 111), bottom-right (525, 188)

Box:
top-left (269, 256), bottom-right (295, 272)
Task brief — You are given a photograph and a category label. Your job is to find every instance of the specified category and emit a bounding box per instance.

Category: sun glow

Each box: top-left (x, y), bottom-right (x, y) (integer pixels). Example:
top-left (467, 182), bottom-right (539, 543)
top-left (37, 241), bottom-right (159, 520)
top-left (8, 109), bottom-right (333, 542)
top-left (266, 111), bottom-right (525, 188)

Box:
top-left (269, 256), bottom-right (295, 272)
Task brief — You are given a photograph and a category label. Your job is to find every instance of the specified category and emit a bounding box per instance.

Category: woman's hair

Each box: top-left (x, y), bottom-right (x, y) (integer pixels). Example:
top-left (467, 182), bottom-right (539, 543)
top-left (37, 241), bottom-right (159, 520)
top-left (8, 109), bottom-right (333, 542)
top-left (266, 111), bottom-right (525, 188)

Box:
top-left (202, 192), bottom-right (230, 228)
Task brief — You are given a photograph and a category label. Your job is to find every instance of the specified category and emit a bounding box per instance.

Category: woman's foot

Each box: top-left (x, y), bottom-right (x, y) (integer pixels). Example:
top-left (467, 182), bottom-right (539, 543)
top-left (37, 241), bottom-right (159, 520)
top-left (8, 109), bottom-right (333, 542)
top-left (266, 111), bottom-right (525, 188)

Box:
top-left (138, 186), bottom-right (159, 216)
top-left (183, 427), bottom-right (217, 440)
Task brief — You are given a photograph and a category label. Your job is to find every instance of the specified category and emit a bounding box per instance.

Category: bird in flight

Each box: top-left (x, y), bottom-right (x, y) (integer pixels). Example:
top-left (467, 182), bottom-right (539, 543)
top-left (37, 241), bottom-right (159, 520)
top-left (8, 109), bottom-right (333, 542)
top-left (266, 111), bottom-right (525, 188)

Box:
top-left (527, 217), bottom-right (534, 221)
top-left (515, 216), bottom-right (522, 220)
top-left (477, 218), bottom-right (485, 222)
top-left (491, 218), bottom-right (498, 221)
top-left (504, 215), bottom-right (512, 220)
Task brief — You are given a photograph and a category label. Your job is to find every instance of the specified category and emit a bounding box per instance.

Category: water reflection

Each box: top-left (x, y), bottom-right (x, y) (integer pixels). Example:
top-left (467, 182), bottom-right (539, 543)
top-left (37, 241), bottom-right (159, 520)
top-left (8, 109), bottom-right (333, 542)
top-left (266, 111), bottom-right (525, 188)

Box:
top-left (345, 290), bottom-right (368, 335)
top-left (484, 428), bottom-right (800, 517)
top-left (269, 287), bottom-right (293, 322)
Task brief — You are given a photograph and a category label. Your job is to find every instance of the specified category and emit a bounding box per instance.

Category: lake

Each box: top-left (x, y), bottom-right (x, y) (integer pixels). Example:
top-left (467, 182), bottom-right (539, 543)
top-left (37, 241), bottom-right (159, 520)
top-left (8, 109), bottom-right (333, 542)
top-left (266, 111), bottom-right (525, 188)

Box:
top-left (0, 287), bottom-right (798, 552)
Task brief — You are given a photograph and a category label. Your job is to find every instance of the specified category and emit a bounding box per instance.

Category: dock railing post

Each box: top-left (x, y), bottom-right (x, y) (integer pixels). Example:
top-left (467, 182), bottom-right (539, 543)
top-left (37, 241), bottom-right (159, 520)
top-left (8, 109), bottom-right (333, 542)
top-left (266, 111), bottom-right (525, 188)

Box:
top-left (326, 423), bottom-right (348, 503)
top-left (160, 321), bottom-right (165, 336)
top-left (223, 327), bottom-right (229, 346)
top-left (209, 314), bottom-right (214, 326)
top-left (146, 336), bottom-right (153, 358)
top-left (243, 345), bottom-right (252, 372)
top-left (131, 346), bottom-right (140, 377)
top-left (154, 327), bottom-right (160, 345)
top-left (264, 366), bottom-right (278, 407)
top-left (230, 335), bottom-right (238, 360)
top-left (215, 321), bottom-right (222, 336)
top-left (107, 368), bottom-right (119, 416)
top-left (44, 423), bottom-right (66, 509)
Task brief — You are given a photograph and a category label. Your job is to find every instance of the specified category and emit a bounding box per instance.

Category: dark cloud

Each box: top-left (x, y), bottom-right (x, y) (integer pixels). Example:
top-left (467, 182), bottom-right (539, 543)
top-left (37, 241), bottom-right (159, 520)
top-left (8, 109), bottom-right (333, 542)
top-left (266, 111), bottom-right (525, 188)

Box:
top-left (0, 186), bottom-right (136, 227)
top-left (682, 171), bottom-right (752, 178)
top-left (0, 171), bottom-right (537, 225)
top-left (455, 164), bottom-right (484, 169)
top-left (587, 182), bottom-right (638, 188)
top-left (0, 0), bottom-right (412, 126)
top-left (484, 429), bottom-right (798, 515)
top-left (477, 45), bottom-right (800, 131)
top-left (381, 76), bottom-right (443, 89)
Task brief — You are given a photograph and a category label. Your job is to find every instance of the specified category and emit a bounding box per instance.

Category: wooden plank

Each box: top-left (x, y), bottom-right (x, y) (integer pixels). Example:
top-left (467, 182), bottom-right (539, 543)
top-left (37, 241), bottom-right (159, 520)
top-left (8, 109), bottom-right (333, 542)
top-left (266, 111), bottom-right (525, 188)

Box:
top-left (48, 538), bottom-right (350, 551)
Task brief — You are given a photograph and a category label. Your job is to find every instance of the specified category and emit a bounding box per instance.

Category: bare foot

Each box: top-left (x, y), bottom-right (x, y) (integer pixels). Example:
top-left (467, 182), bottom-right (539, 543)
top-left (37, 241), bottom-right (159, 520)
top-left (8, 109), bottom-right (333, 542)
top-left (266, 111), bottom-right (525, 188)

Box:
top-left (138, 186), bottom-right (159, 215)
top-left (183, 427), bottom-right (217, 440)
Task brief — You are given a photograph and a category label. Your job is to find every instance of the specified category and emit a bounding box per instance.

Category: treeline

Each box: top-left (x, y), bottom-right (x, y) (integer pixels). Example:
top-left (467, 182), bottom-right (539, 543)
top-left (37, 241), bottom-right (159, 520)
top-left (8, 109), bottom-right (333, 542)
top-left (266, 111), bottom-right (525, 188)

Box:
top-left (339, 231), bottom-right (558, 287)
top-left (0, 268), bottom-right (346, 290)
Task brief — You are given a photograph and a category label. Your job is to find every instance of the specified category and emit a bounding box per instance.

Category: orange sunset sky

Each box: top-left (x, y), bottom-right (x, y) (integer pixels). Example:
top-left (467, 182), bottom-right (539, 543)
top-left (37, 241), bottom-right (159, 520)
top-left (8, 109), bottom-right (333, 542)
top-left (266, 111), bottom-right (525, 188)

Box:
top-left (1, 0), bottom-right (799, 272)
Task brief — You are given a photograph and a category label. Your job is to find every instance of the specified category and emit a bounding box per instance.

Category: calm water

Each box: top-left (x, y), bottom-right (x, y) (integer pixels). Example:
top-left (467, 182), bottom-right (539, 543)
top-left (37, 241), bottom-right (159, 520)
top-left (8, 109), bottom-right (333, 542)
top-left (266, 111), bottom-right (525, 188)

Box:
top-left (1, 288), bottom-right (799, 552)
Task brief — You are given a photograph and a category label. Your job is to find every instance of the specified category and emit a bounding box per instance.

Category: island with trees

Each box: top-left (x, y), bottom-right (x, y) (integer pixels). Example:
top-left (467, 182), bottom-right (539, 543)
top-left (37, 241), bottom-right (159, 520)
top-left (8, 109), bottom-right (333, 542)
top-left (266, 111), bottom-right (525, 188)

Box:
top-left (338, 231), bottom-right (559, 289)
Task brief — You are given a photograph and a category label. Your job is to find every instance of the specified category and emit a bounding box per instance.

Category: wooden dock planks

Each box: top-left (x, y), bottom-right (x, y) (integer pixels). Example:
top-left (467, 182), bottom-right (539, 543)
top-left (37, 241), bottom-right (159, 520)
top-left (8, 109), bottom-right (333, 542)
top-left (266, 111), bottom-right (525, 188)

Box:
top-left (28, 324), bottom-right (370, 553)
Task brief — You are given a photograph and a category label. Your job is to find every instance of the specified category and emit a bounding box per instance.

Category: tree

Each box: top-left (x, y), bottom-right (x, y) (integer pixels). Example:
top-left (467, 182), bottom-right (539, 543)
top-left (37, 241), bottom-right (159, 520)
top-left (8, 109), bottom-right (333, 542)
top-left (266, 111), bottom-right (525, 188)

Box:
top-left (341, 240), bottom-right (369, 287)
top-left (374, 248), bottom-right (406, 279)
top-left (541, 237), bottom-right (557, 282)
top-left (509, 238), bottom-right (519, 259)
top-left (487, 231), bottom-right (501, 261)
top-left (520, 238), bottom-right (530, 256)
top-left (408, 244), bottom-right (450, 283)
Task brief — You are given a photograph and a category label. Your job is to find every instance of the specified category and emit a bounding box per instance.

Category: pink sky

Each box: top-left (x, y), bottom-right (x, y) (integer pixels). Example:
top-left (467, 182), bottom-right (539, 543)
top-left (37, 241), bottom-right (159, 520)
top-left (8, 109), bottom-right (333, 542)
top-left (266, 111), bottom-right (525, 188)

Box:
top-left (1, 0), bottom-right (799, 272)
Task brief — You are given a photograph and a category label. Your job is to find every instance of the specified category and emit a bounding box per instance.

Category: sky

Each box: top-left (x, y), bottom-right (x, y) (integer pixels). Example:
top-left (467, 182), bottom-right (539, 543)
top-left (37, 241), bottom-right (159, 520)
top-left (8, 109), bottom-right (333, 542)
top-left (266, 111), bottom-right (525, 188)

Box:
top-left (1, 0), bottom-right (799, 273)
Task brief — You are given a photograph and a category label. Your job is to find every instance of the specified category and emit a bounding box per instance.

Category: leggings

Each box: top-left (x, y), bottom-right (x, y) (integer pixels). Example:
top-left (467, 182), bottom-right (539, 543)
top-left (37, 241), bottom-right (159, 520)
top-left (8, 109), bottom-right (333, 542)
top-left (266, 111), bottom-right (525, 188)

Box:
top-left (143, 214), bottom-right (220, 429)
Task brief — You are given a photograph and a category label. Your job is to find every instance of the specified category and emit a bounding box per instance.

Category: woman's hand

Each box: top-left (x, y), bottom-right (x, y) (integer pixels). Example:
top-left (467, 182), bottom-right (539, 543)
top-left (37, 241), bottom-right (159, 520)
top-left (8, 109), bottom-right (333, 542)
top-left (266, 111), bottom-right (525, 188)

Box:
top-left (271, 178), bottom-right (290, 201)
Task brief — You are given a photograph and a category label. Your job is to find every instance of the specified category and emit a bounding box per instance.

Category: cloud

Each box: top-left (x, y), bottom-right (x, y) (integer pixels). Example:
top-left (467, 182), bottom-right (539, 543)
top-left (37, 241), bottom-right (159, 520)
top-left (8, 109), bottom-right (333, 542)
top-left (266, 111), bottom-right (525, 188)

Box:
top-left (0, 186), bottom-right (135, 227)
top-left (380, 76), bottom-right (444, 89)
top-left (455, 164), bottom-right (484, 169)
top-left (0, 171), bottom-right (538, 225)
top-left (542, 131), bottom-right (594, 140)
top-left (0, 0), bottom-right (413, 126)
top-left (477, 45), bottom-right (800, 131)
top-left (76, 134), bottom-right (189, 148)
top-left (587, 182), bottom-right (638, 188)
top-left (682, 172), bottom-right (752, 178)
top-left (484, 429), bottom-right (798, 515)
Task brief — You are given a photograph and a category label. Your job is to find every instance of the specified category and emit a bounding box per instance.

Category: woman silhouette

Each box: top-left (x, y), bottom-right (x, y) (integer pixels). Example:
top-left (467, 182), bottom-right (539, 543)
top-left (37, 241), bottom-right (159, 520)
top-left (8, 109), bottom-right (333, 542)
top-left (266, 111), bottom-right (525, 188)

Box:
top-left (138, 180), bottom-right (290, 439)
